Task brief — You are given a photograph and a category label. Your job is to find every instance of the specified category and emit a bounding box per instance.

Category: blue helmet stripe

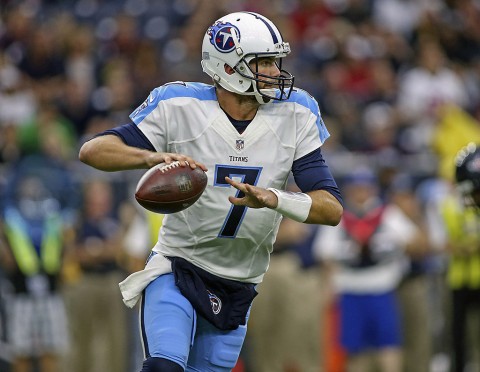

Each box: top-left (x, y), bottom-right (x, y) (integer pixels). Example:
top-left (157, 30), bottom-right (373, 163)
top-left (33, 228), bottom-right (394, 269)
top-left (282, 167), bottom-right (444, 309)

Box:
top-left (245, 12), bottom-right (279, 44)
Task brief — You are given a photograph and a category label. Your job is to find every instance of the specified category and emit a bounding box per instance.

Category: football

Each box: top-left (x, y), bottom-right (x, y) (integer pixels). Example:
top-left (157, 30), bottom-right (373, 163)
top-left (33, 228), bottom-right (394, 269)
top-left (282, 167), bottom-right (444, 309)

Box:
top-left (135, 161), bottom-right (208, 214)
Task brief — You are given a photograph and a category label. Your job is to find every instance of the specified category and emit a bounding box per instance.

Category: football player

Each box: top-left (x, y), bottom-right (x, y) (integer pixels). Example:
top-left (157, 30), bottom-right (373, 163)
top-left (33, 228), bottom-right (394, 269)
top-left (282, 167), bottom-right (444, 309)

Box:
top-left (441, 143), bottom-right (480, 372)
top-left (79, 12), bottom-right (343, 372)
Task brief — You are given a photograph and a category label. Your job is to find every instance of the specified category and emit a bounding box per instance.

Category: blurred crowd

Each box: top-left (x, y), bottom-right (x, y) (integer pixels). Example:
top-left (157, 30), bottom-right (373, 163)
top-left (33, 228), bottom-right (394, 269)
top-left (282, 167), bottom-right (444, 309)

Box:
top-left (1, 0), bottom-right (480, 371)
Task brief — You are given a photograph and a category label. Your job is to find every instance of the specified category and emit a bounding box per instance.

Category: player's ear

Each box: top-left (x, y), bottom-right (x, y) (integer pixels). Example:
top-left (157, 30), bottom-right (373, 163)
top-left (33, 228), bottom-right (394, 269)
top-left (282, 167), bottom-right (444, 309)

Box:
top-left (224, 64), bottom-right (235, 75)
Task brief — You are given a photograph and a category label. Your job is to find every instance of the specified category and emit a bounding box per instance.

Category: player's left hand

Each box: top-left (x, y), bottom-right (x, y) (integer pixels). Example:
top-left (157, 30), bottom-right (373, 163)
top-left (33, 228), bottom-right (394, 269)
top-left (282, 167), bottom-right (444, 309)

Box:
top-left (225, 176), bottom-right (278, 209)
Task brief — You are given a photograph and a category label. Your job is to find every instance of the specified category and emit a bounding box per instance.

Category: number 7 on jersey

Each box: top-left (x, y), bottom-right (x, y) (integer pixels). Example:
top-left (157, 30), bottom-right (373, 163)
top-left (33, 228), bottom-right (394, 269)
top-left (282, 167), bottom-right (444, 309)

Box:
top-left (214, 165), bottom-right (263, 238)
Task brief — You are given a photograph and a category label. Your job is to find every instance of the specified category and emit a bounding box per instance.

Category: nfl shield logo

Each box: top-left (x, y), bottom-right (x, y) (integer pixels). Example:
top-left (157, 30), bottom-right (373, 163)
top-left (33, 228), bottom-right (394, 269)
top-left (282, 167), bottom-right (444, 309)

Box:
top-left (236, 139), bottom-right (244, 151)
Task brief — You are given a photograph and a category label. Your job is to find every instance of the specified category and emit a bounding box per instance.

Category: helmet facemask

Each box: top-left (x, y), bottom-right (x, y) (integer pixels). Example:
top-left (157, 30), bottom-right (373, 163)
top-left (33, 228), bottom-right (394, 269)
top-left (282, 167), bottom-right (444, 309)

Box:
top-left (234, 54), bottom-right (294, 103)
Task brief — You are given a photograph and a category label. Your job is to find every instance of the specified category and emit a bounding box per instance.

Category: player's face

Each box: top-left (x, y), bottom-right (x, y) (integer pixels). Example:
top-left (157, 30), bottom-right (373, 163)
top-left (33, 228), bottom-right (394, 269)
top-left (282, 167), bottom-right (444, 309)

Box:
top-left (249, 57), bottom-right (281, 88)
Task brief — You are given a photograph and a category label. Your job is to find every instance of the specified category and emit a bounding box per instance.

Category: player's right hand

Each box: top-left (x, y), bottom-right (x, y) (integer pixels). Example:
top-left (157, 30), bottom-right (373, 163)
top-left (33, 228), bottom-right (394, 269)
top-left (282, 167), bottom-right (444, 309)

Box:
top-left (146, 152), bottom-right (207, 171)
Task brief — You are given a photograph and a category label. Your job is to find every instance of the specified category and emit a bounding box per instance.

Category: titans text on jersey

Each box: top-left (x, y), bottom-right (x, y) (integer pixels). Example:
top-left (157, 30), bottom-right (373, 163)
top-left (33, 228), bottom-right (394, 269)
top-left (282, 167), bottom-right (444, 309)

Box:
top-left (229, 156), bottom-right (248, 162)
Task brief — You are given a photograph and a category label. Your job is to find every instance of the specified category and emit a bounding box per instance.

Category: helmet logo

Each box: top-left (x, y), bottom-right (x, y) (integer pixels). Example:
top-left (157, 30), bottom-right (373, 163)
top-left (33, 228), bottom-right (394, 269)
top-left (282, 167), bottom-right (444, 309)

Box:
top-left (207, 21), bottom-right (240, 53)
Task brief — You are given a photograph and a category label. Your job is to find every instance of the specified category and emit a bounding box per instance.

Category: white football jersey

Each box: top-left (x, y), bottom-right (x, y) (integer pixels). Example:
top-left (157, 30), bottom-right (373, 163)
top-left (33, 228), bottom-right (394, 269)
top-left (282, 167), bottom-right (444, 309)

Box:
top-left (130, 82), bottom-right (329, 283)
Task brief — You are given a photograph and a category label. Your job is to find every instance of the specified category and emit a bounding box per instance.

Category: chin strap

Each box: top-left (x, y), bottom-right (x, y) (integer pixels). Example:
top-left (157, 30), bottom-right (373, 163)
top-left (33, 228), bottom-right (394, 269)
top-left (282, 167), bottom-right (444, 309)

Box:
top-left (254, 94), bottom-right (271, 104)
top-left (255, 88), bottom-right (276, 104)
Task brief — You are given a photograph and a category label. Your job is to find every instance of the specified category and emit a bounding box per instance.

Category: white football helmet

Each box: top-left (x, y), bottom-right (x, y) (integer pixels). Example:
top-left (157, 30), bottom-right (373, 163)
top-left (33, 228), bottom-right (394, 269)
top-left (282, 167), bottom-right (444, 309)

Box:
top-left (201, 12), bottom-right (294, 104)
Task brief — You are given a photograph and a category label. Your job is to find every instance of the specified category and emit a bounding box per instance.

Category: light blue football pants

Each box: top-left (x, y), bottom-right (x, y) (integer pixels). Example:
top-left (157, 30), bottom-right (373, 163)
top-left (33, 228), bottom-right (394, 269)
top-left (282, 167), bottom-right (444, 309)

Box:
top-left (140, 273), bottom-right (249, 371)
